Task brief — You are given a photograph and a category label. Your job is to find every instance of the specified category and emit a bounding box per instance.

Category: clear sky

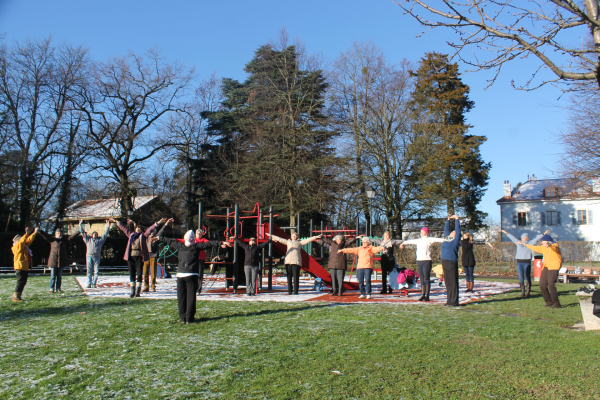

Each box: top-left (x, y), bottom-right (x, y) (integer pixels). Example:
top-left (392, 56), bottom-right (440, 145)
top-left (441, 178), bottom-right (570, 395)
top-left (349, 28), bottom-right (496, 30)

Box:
top-left (0, 0), bottom-right (570, 222)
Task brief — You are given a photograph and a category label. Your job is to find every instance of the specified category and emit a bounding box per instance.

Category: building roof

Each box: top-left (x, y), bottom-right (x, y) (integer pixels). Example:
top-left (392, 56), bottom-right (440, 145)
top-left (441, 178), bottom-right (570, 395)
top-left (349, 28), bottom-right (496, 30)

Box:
top-left (496, 178), bottom-right (599, 203)
top-left (48, 196), bottom-right (157, 221)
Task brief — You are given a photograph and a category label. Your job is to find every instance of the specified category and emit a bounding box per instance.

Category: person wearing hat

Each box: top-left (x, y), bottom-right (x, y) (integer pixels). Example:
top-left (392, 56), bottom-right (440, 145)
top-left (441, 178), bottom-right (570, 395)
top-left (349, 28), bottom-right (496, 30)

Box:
top-left (319, 234), bottom-right (360, 296)
top-left (38, 227), bottom-right (82, 293)
top-left (518, 234), bottom-right (562, 308)
top-left (110, 217), bottom-right (167, 298)
top-left (79, 219), bottom-right (111, 289)
top-left (440, 215), bottom-right (461, 306)
top-left (401, 227), bottom-right (445, 301)
top-left (234, 236), bottom-right (272, 296)
top-left (266, 232), bottom-right (322, 295)
top-left (142, 218), bottom-right (170, 292)
top-left (152, 232), bottom-right (231, 323)
top-left (338, 236), bottom-right (384, 299)
top-left (174, 225), bottom-right (211, 294)
top-left (378, 232), bottom-right (404, 294)
top-left (11, 226), bottom-right (38, 302)
top-left (502, 229), bottom-right (549, 297)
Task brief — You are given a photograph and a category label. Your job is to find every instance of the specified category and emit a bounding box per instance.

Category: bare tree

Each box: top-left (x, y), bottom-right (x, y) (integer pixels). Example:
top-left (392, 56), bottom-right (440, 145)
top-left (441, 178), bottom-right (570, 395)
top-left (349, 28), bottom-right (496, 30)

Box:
top-left (80, 49), bottom-right (194, 219)
top-left (163, 72), bottom-right (222, 227)
top-left (396, 0), bottom-right (600, 90)
top-left (0, 38), bottom-right (89, 229)
top-left (557, 87), bottom-right (600, 182)
top-left (329, 42), bottom-right (443, 237)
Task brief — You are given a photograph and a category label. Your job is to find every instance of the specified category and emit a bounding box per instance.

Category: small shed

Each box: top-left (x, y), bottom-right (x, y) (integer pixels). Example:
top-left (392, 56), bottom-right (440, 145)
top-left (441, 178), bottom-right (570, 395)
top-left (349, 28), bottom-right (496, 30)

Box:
top-left (49, 196), bottom-right (159, 234)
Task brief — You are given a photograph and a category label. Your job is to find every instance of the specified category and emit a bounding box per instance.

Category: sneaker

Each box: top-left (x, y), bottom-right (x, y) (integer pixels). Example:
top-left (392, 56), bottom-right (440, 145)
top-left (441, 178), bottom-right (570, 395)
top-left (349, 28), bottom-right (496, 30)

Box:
top-left (49, 290), bottom-right (55, 294)
top-left (366, 295), bottom-right (371, 299)
top-left (92, 284), bottom-right (97, 288)
top-left (358, 295), bottom-right (366, 299)
top-left (56, 289), bottom-right (62, 293)
top-left (86, 284), bottom-right (91, 289)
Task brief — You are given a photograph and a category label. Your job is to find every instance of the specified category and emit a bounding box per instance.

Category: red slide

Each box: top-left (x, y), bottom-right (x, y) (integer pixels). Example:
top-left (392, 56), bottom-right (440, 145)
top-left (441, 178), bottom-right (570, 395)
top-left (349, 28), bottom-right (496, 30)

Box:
top-left (262, 222), bottom-right (359, 290)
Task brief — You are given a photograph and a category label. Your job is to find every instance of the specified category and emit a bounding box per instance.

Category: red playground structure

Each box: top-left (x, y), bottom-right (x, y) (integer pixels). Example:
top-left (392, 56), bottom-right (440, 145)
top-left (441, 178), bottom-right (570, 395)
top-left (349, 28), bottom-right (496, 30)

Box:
top-left (194, 202), bottom-right (360, 293)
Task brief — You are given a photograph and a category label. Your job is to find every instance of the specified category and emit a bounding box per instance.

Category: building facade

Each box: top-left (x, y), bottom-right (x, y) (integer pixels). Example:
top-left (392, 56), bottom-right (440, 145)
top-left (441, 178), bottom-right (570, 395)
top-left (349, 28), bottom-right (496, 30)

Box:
top-left (497, 176), bottom-right (600, 242)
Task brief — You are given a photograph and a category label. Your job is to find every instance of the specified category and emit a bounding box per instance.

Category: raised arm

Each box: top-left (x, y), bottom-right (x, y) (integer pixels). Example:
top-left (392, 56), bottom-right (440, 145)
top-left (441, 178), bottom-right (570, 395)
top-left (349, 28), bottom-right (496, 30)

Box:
top-left (452, 219), bottom-right (461, 245)
top-left (67, 231), bottom-right (81, 241)
top-left (529, 231), bottom-right (548, 245)
top-left (267, 234), bottom-right (288, 245)
top-left (157, 236), bottom-right (185, 249)
top-left (319, 237), bottom-right (333, 246)
top-left (194, 240), bottom-right (223, 250)
top-left (79, 223), bottom-right (89, 241)
top-left (37, 230), bottom-right (54, 242)
top-left (100, 221), bottom-right (110, 241)
top-left (340, 247), bottom-right (360, 255)
top-left (371, 246), bottom-right (384, 254)
top-left (522, 243), bottom-right (544, 253)
top-left (234, 237), bottom-right (249, 250)
top-left (300, 235), bottom-right (323, 245)
top-left (116, 221), bottom-right (133, 238)
top-left (503, 231), bottom-right (519, 244)
top-left (257, 239), bottom-right (272, 249)
top-left (22, 228), bottom-right (38, 246)
top-left (345, 237), bottom-right (357, 246)
top-left (444, 219), bottom-right (451, 237)
top-left (156, 218), bottom-right (173, 237)
top-left (402, 239), bottom-right (419, 245)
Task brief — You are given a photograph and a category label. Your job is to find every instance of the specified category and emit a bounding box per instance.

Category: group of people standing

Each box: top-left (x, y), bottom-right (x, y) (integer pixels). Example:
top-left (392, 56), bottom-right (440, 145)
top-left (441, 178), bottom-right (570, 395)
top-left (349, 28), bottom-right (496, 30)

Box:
top-left (10, 214), bottom-right (564, 320)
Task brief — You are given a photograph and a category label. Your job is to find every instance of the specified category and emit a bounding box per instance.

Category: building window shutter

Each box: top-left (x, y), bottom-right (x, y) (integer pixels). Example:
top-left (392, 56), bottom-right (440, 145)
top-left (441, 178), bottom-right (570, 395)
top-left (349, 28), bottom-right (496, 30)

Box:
top-left (589, 210), bottom-right (594, 225)
top-left (526, 212), bottom-right (530, 226)
top-left (571, 213), bottom-right (577, 225)
top-left (512, 213), bottom-right (517, 227)
top-left (557, 211), bottom-right (561, 225)
top-left (540, 211), bottom-right (546, 226)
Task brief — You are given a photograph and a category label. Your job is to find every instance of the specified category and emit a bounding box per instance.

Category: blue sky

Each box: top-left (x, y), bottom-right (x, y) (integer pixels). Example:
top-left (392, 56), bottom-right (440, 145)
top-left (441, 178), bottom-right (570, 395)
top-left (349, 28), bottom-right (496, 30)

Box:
top-left (0, 0), bottom-right (571, 221)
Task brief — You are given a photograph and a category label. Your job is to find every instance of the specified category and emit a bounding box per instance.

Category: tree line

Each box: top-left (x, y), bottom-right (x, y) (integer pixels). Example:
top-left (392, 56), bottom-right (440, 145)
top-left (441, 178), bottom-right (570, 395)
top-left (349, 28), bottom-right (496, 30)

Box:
top-left (0, 33), bottom-right (490, 237)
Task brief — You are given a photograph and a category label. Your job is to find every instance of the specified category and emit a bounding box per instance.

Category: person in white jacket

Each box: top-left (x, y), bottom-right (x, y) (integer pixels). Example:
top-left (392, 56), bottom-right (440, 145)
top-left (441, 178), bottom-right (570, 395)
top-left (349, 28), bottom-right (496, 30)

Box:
top-left (266, 232), bottom-right (322, 295)
top-left (401, 227), bottom-right (444, 301)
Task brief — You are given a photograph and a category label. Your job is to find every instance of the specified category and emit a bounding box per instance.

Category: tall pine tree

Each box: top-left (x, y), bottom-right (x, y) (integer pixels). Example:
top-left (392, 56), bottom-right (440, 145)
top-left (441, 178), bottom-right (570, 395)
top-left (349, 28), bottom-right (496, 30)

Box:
top-left (202, 43), bottom-right (340, 228)
top-left (410, 52), bottom-right (490, 229)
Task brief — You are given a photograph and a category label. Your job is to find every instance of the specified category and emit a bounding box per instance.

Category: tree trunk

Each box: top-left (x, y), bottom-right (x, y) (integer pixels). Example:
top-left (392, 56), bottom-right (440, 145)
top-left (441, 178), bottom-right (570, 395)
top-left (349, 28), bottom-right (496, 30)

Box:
top-left (119, 173), bottom-right (134, 221)
top-left (18, 162), bottom-right (33, 230)
top-left (53, 126), bottom-right (78, 231)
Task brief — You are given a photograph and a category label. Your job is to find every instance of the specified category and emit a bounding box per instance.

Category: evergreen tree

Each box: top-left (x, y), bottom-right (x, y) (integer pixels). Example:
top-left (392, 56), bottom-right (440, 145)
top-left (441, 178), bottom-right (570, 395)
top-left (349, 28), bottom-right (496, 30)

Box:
top-left (202, 43), bottom-right (340, 227)
top-left (410, 52), bottom-right (490, 229)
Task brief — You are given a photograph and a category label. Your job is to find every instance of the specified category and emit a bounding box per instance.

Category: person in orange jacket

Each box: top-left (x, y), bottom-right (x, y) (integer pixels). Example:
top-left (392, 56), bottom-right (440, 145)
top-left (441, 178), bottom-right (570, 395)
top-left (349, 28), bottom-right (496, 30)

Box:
top-left (11, 226), bottom-right (38, 302)
top-left (518, 234), bottom-right (562, 308)
top-left (339, 236), bottom-right (384, 299)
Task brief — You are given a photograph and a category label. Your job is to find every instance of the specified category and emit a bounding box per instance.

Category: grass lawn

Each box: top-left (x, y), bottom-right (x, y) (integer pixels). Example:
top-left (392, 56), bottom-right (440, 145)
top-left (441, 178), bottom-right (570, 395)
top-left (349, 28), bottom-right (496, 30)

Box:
top-left (0, 274), bottom-right (598, 400)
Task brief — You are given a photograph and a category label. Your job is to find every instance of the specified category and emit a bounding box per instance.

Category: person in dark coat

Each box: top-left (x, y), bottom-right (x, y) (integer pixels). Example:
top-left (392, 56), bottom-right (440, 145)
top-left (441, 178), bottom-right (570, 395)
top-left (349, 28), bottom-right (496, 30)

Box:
top-left (234, 236), bottom-right (272, 296)
top-left (373, 232), bottom-right (403, 294)
top-left (441, 215), bottom-right (461, 306)
top-left (461, 232), bottom-right (476, 292)
top-left (38, 228), bottom-right (81, 293)
top-left (152, 231), bottom-right (230, 323)
top-left (319, 235), bottom-right (358, 296)
top-left (109, 217), bottom-right (166, 298)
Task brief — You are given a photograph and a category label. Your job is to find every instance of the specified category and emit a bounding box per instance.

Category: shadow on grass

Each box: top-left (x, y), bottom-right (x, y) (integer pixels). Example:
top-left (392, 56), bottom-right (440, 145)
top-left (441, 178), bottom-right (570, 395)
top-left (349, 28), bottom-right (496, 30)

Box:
top-left (0, 298), bottom-right (134, 322)
top-left (196, 303), bottom-right (352, 323)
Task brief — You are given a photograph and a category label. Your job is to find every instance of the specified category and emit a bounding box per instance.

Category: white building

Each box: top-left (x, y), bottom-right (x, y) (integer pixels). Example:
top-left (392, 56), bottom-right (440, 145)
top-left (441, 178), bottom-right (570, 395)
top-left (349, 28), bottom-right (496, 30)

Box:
top-left (497, 176), bottom-right (600, 242)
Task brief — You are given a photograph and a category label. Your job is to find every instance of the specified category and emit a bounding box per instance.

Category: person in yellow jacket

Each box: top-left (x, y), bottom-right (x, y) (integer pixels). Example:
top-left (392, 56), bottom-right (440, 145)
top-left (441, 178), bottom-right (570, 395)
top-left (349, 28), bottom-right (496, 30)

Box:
top-left (11, 226), bottom-right (38, 302)
top-left (518, 234), bottom-right (562, 308)
top-left (339, 236), bottom-right (384, 299)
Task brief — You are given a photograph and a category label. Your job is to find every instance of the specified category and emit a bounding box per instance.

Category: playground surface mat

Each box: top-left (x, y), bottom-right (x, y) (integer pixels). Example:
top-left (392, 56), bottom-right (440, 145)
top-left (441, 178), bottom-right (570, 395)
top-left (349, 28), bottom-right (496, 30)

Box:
top-left (76, 275), bottom-right (519, 305)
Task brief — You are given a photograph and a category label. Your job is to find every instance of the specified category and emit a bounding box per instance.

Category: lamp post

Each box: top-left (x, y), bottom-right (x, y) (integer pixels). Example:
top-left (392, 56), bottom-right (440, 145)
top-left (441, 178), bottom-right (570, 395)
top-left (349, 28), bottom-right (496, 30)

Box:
top-left (366, 187), bottom-right (375, 237)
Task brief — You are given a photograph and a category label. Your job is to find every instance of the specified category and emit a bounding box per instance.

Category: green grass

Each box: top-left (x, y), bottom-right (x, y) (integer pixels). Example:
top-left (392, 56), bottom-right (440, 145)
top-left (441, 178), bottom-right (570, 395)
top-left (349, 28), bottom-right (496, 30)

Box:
top-left (0, 274), bottom-right (598, 399)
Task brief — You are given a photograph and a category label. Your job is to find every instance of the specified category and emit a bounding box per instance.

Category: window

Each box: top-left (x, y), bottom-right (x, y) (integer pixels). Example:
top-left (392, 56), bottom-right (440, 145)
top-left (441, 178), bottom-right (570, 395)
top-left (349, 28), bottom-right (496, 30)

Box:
top-left (546, 211), bottom-right (556, 225)
top-left (577, 210), bottom-right (587, 225)
top-left (517, 212), bottom-right (527, 226)
top-left (544, 187), bottom-right (557, 197)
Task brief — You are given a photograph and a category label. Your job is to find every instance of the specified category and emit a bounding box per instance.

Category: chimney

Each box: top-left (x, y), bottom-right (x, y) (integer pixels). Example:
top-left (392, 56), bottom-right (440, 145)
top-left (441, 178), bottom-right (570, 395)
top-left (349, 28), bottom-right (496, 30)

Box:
top-left (531, 174), bottom-right (537, 181)
top-left (593, 177), bottom-right (600, 193)
top-left (503, 180), bottom-right (512, 197)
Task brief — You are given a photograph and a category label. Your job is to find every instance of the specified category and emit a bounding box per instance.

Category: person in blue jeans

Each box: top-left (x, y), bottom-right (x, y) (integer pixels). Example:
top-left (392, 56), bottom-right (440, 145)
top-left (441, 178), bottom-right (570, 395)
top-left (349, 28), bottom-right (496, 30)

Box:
top-left (80, 219), bottom-right (111, 288)
top-left (502, 229), bottom-right (549, 297)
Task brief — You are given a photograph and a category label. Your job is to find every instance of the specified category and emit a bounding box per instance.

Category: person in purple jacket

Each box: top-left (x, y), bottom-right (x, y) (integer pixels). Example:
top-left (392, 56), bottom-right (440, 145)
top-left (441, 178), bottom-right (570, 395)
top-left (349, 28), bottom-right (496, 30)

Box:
top-left (109, 217), bottom-right (166, 298)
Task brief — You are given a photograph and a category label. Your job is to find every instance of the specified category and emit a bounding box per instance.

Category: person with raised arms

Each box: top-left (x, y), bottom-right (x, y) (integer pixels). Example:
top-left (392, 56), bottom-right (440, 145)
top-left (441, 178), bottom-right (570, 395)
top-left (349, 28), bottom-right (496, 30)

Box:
top-left (79, 219), bottom-right (111, 289)
top-left (400, 227), bottom-right (445, 302)
top-left (109, 217), bottom-right (167, 298)
top-left (517, 234), bottom-right (562, 308)
top-left (11, 226), bottom-right (38, 302)
top-left (372, 231), bottom-right (403, 294)
top-left (502, 229), bottom-right (549, 298)
top-left (38, 227), bottom-right (81, 294)
top-left (440, 215), bottom-right (461, 306)
top-left (234, 236), bottom-right (272, 296)
top-left (319, 234), bottom-right (360, 296)
top-left (152, 231), bottom-right (231, 323)
top-left (338, 236), bottom-right (384, 299)
top-left (266, 232), bottom-right (322, 295)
